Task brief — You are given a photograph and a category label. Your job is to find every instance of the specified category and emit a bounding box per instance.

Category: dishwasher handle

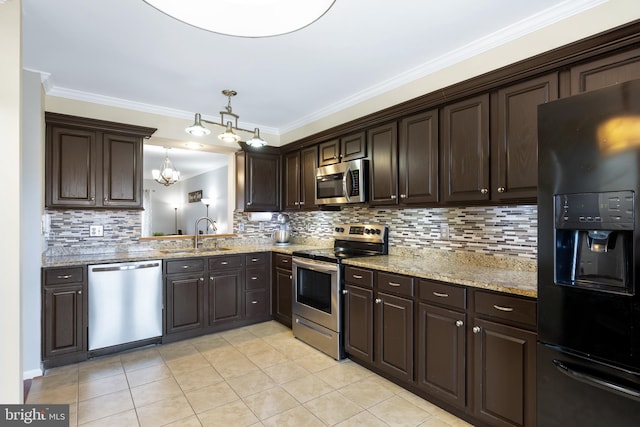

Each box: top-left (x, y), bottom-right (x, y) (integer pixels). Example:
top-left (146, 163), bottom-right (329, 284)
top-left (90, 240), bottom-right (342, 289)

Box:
top-left (90, 261), bottom-right (161, 273)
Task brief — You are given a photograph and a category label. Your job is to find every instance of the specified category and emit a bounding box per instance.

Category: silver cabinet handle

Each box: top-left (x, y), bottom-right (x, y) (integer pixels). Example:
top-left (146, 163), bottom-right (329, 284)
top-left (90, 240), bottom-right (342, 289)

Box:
top-left (57, 275), bottom-right (72, 279)
top-left (342, 289), bottom-right (348, 295)
top-left (182, 265), bottom-right (189, 269)
top-left (247, 201), bottom-right (252, 206)
top-left (473, 326), bottom-right (481, 334)
top-left (299, 201), bottom-right (305, 205)
top-left (282, 259), bottom-right (289, 263)
top-left (497, 187), bottom-right (505, 193)
top-left (289, 275), bottom-right (292, 279)
top-left (387, 282), bottom-right (401, 287)
top-left (251, 258), bottom-right (259, 262)
top-left (200, 277), bottom-right (204, 281)
top-left (390, 194), bottom-right (397, 199)
top-left (375, 298), bottom-right (382, 304)
top-left (480, 188), bottom-right (489, 195)
top-left (456, 320), bottom-right (463, 327)
top-left (493, 304), bottom-right (514, 312)
top-left (433, 291), bottom-right (449, 298)
top-left (77, 290), bottom-right (82, 295)
top-left (251, 276), bottom-right (258, 280)
top-left (221, 261), bottom-right (228, 265)
top-left (400, 194), bottom-right (406, 198)
top-left (294, 201), bottom-right (299, 206)
top-left (353, 274), bottom-right (363, 279)
top-left (251, 300), bottom-right (258, 304)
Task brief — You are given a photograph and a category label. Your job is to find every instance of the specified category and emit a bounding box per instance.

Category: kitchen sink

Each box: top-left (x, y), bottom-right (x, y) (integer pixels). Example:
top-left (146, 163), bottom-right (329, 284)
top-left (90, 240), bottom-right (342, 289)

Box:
top-left (160, 247), bottom-right (231, 255)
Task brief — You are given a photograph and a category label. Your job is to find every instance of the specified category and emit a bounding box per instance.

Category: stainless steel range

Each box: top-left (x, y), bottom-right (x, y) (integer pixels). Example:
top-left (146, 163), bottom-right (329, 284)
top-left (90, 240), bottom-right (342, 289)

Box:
top-left (292, 223), bottom-right (388, 359)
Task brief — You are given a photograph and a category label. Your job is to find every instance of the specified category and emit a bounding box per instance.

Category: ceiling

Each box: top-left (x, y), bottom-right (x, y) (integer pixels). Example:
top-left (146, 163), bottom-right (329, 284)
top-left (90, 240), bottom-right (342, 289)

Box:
top-left (22, 0), bottom-right (604, 137)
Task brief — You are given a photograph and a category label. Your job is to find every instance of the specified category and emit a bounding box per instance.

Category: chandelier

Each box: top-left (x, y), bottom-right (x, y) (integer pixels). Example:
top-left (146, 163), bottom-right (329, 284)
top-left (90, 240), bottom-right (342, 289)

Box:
top-left (152, 148), bottom-right (181, 186)
top-left (185, 89), bottom-right (267, 147)
top-left (143, 0), bottom-right (336, 38)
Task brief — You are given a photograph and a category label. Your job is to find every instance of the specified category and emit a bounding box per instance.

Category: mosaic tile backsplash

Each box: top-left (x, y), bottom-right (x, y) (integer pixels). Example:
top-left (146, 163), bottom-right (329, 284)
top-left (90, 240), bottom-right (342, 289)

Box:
top-left (45, 205), bottom-right (538, 262)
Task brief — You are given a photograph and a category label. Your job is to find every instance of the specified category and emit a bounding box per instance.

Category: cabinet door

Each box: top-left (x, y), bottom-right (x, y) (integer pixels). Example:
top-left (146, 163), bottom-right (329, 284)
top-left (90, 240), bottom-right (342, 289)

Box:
top-left (46, 126), bottom-right (97, 207)
top-left (442, 94), bottom-right (490, 203)
top-left (340, 132), bottom-right (367, 162)
top-left (102, 133), bottom-right (143, 208)
top-left (246, 151), bottom-right (281, 211)
top-left (245, 289), bottom-right (269, 319)
top-left (272, 267), bottom-right (293, 327)
top-left (299, 146), bottom-right (318, 209)
top-left (368, 122), bottom-right (398, 205)
top-left (399, 109), bottom-right (438, 204)
top-left (318, 139), bottom-right (340, 167)
top-left (570, 48), bottom-right (640, 95)
top-left (43, 284), bottom-right (84, 359)
top-left (375, 291), bottom-right (414, 383)
top-left (283, 151), bottom-right (300, 210)
top-left (165, 275), bottom-right (205, 334)
top-left (208, 269), bottom-right (243, 326)
top-left (493, 74), bottom-right (558, 202)
top-left (472, 318), bottom-right (537, 427)
top-left (417, 303), bottom-right (466, 409)
top-left (344, 284), bottom-right (373, 363)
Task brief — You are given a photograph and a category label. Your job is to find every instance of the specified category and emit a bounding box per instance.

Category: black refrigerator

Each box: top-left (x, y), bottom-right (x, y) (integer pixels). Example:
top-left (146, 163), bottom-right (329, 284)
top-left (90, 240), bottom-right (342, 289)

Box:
top-left (537, 80), bottom-right (640, 426)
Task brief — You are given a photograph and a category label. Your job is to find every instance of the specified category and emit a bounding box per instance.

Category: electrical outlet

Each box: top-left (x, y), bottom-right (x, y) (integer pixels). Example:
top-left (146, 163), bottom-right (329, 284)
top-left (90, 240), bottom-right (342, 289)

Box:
top-left (89, 225), bottom-right (104, 237)
top-left (440, 223), bottom-right (450, 240)
top-left (259, 222), bottom-right (264, 231)
top-left (238, 223), bottom-right (245, 232)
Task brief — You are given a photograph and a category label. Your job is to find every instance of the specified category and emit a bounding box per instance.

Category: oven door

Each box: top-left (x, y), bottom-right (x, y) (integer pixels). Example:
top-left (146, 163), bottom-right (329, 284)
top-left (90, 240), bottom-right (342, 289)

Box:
top-left (292, 257), bottom-right (340, 332)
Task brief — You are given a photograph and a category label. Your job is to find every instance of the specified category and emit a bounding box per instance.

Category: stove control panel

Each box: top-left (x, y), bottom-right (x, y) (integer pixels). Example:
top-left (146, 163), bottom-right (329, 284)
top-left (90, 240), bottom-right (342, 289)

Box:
top-left (333, 223), bottom-right (388, 243)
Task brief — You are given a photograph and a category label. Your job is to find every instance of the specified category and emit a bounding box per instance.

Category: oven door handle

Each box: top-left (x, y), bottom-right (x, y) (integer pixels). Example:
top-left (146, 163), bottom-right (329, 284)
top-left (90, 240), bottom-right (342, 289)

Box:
top-left (293, 257), bottom-right (338, 274)
top-left (553, 359), bottom-right (640, 402)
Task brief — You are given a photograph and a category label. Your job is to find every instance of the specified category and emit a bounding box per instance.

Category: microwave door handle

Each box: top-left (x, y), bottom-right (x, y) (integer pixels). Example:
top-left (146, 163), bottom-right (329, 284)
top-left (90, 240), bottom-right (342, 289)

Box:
top-left (342, 166), bottom-right (352, 202)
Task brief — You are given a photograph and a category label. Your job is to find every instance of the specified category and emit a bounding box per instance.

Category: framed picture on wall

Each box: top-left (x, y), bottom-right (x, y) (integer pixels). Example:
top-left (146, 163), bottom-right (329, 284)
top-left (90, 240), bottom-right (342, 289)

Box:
top-left (188, 190), bottom-right (202, 203)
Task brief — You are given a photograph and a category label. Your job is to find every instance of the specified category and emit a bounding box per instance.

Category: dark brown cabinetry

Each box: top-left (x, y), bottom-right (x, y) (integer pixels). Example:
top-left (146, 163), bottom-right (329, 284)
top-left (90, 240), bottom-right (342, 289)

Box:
top-left (207, 255), bottom-right (243, 327)
top-left (244, 253), bottom-right (271, 320)
top-left (236, 149), bottom-right (281, 212)
top-left (344, 267), bottom-right (374, 363)
top-left (416, 280), bottom-right (467, 409)
top-left (45, 112), bottom-right (155, 209)
top-left (272, 253), bottom-right (293, 327)
top-left (318, 131), bottom-right (367, 167)
top-left (441, 94), bottom-right (490, 203)
top-left (570, 48), bottom-right (640, 95)
top-left (165, 258), bottom-right (206, 337)
top-left (368, 122), bottom-right (399, 205)
top-left (42, 266), bottom-right (87, 368)
top-left (492, 74), bottom-right (558, 202)
top-left (284, 146), bottom-right (317, 210)
top-left (470, 291), bottom-right (537, 427)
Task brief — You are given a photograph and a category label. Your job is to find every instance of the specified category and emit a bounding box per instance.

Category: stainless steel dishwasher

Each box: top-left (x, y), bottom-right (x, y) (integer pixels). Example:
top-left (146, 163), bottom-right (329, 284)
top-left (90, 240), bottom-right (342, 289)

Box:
top-left (88, 260), bottom-right (163, 351)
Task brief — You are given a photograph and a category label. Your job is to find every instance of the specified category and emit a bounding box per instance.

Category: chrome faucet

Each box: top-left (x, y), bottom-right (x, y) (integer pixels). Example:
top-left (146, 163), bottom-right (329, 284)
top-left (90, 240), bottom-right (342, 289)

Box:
top-left (194, 217), bottom-right (217, 249)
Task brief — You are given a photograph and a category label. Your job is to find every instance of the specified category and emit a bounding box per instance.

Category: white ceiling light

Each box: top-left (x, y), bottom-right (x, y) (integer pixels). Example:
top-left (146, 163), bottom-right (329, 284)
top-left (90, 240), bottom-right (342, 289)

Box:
top-left (152, 148), bottom-right (181, 186)
top-left (143, 0), bottom-right (335, 38)
top-left (186, 89), bottom-right (267, 147)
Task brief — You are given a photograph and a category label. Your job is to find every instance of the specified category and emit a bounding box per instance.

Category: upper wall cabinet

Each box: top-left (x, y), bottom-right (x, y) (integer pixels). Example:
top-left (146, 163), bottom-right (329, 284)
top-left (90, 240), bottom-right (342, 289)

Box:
top-left (441, 94), bottom-right (490, 203)
top-left (492, 73), bottom-right (558, 202)
top-left (236, 148), bottom-right (281, 212)
top-left (318, 131), bottom-right (366, 167)
top-left (368, 122), bottom-right (399, 205)
top-left (45, 112), bottom-right (156, 209)
top-left (570, 48), bottom-right (640, 95)
top-left (284, 146), bottom-right (317, 210)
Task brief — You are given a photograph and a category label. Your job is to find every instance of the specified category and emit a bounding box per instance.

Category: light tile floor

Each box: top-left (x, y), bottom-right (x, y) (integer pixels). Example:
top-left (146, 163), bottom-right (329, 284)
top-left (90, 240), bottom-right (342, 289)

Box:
top-left (27, 321), bottom-right (473, 426)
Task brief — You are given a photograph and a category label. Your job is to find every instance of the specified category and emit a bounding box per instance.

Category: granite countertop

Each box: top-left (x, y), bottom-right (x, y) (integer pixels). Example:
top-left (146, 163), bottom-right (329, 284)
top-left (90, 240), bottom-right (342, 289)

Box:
top-left (344, 254), bottom-right (537, 298)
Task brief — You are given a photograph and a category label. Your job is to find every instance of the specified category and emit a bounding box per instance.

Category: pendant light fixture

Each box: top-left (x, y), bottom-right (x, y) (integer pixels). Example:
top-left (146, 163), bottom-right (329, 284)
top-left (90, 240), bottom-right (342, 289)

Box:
top-left (143, 0), bottom-right (335, 38)
top-left (185, 89), bottom-right (267, 147)
top-left (152, 148), bottom-right (181, 186)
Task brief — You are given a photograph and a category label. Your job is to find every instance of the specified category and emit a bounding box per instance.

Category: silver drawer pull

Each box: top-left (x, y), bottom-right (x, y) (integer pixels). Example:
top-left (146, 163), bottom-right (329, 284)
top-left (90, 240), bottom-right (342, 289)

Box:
top-left (221, 261), bottom-right (228, 265)
top-left (375, 298), bottom-right (382, 304)
top-left (182, 265), bottom-right (189, 269)
top-left (433, 291), bottom-right (449, 298)
top-left (493, 304), bottom-right (514, 312)
top-left (251, 300), bottom-right (258, 304)
top-left (353, 274), bottom-right (363, 279)
top-left (251, 258), bottom-right (259, 262)
top-left (57, 275), bottom-right (72, 279)
top-left (388, 282), bottom-right (401, 287)
top-left (282, 259), bottom-right (289, 263)
top-left (251, 276), bottom-right (258, 280)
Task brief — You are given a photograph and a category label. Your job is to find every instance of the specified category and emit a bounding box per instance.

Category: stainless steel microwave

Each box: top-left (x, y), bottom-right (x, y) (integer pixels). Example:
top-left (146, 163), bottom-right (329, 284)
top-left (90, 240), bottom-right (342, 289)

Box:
top-left (315, 159), bottom-right (367, 205)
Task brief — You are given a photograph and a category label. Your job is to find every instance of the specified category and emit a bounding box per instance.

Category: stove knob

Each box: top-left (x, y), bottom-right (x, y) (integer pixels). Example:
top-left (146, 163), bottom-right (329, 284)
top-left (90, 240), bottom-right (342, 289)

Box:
top-left (376, 229), bottom-right (382, 235)
top-left (334, 227), bottom-right (341, 233)
top-left (364, 228), bottom-right (370, 234)
top-left (339, 227), bottom-right (345, 233)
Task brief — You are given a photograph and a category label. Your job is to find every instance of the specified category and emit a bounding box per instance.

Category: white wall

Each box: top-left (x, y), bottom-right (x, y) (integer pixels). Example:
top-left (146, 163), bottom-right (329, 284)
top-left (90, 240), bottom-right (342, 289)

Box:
top-left (22, 70), bottom-right (44, 379)
top-left (0, 0), bottom-right (24, 403)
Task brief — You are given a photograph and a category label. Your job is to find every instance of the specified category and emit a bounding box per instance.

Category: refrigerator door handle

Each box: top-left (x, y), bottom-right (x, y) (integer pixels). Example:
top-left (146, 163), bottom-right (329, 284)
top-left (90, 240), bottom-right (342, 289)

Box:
top-left (553, 359), bottom-right (640, 402)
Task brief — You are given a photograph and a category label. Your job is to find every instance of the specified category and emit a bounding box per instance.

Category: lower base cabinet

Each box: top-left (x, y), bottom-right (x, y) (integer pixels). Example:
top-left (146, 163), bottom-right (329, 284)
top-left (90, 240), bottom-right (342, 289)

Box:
top-left (272, 253), bottom-right (293, 327)
top-left (165, 273), bottom-right (206, 335)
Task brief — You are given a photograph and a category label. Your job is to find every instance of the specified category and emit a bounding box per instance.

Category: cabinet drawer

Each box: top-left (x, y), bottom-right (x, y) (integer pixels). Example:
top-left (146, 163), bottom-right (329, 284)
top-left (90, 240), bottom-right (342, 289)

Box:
top-left (344, 266), bottom-right (373, 288)
top-left (246, 289), bottom-right (269, 318)
top-left (273, 253), bottom-right (292, 270)
top-left (474, 291), bottom-right (536, 327)
top-left (44, 267), bottom-right (84, 285)
top-left (165, 258), bottom-right (205, 274)
top-left (209, 255), bottom-right (243, 270)
top-left (246, 266), bottom-right (269, 290)
top-left (377, 272), bottom-right (414, 297)
top-left (245, 252), bottom-right (268, 266)
top-left (419, 280), bottom-right (466, 310)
